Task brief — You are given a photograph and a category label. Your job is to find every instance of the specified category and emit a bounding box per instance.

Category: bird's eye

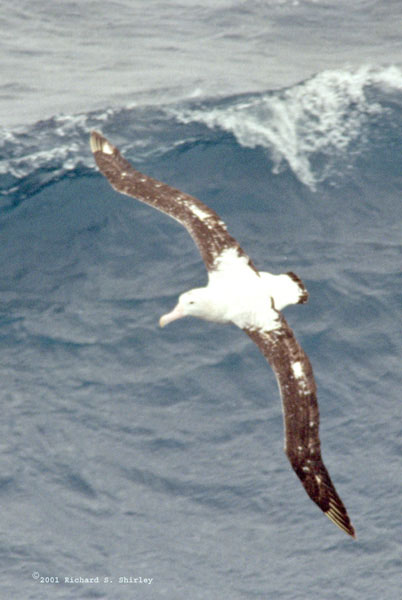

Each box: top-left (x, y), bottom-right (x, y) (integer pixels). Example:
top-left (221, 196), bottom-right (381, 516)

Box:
top-left (189, 300), bottom-right (195, 305)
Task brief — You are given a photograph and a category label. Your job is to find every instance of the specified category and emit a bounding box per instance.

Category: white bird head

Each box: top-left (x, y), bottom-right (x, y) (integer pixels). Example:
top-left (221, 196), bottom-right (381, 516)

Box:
top-left (159, 288), bottom-right (215, 327)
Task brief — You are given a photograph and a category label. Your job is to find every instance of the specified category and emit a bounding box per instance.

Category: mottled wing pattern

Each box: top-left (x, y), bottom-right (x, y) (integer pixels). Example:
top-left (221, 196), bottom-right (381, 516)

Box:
top-left (244, 318), bottom-right (355, 538)
top-left (90, 131), bottom-right (256, 273)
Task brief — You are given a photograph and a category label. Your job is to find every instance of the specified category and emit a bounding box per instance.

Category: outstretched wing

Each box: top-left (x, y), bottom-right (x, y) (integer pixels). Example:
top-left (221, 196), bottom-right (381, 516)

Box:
top-left (244, 318), bottom-right (356, 538)
top-left (90, 131), bottom-right (257, 273)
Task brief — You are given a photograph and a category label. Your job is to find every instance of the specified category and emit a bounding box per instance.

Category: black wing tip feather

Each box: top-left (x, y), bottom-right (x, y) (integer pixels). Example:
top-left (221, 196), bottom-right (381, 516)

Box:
top-left (324, 496), bottom-right (356, 539)
top-left (90, 130), bottom-right (113, 155)
top-left (293, 459), bottom-right (356, 539)
top-left (293, 462), bottom-right (356, 539)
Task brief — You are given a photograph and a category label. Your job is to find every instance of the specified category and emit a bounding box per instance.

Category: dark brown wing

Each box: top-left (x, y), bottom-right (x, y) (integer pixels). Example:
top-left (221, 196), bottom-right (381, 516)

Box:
top-left (244, 318), bottom-right (356, 538)
top-left (90, 131), bottom-right (257, 273)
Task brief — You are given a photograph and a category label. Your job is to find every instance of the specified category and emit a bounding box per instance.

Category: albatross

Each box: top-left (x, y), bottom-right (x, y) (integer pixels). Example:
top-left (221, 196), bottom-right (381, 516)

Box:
top-left (90, 130), bottom-right (356, 538)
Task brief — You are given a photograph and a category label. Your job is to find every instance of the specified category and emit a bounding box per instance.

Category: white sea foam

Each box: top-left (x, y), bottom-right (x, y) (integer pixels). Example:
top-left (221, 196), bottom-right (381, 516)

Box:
top-left (1, 65), bottom-right (401, 197)
top-left (171, 65), bottom-right (402, 189)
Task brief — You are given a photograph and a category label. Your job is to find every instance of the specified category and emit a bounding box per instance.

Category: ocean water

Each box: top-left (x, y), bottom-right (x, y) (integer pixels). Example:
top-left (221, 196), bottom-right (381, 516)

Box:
top-left (1, 2), bottom-right (402, 599)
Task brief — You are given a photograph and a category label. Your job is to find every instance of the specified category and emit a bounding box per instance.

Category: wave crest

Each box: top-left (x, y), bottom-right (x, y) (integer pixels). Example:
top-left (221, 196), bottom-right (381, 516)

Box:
top-left (1, 65), bottom-right (401, 206)
top-left (171, 65), bottom-right (402, 188)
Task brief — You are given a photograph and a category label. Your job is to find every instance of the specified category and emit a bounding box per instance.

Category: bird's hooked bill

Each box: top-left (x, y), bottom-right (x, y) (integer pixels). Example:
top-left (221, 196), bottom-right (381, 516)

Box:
top-left (159, 304), bottom-right (185, 327)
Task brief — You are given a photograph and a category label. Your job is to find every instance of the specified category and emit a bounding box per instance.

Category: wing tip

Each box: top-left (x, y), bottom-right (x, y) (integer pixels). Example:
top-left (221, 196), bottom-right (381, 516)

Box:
top-left (325, 501), bottom-right (356, 539)
top-left (90, 130), bottom-right (115, 156)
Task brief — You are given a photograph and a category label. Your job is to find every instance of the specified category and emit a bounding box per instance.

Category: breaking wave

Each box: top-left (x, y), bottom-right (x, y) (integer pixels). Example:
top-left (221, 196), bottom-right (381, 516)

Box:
top-left (1, 64), bottom-right (402, 206)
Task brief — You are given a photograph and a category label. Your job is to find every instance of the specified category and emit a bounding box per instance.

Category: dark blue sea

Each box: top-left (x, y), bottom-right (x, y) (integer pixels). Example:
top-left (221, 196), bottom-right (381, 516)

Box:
top-left (1, 1), bottom-right (402, 598)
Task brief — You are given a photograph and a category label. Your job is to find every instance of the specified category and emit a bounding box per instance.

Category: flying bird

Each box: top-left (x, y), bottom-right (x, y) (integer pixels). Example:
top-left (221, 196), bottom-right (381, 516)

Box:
top-left (90, 130), bottom-right (355, 538)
